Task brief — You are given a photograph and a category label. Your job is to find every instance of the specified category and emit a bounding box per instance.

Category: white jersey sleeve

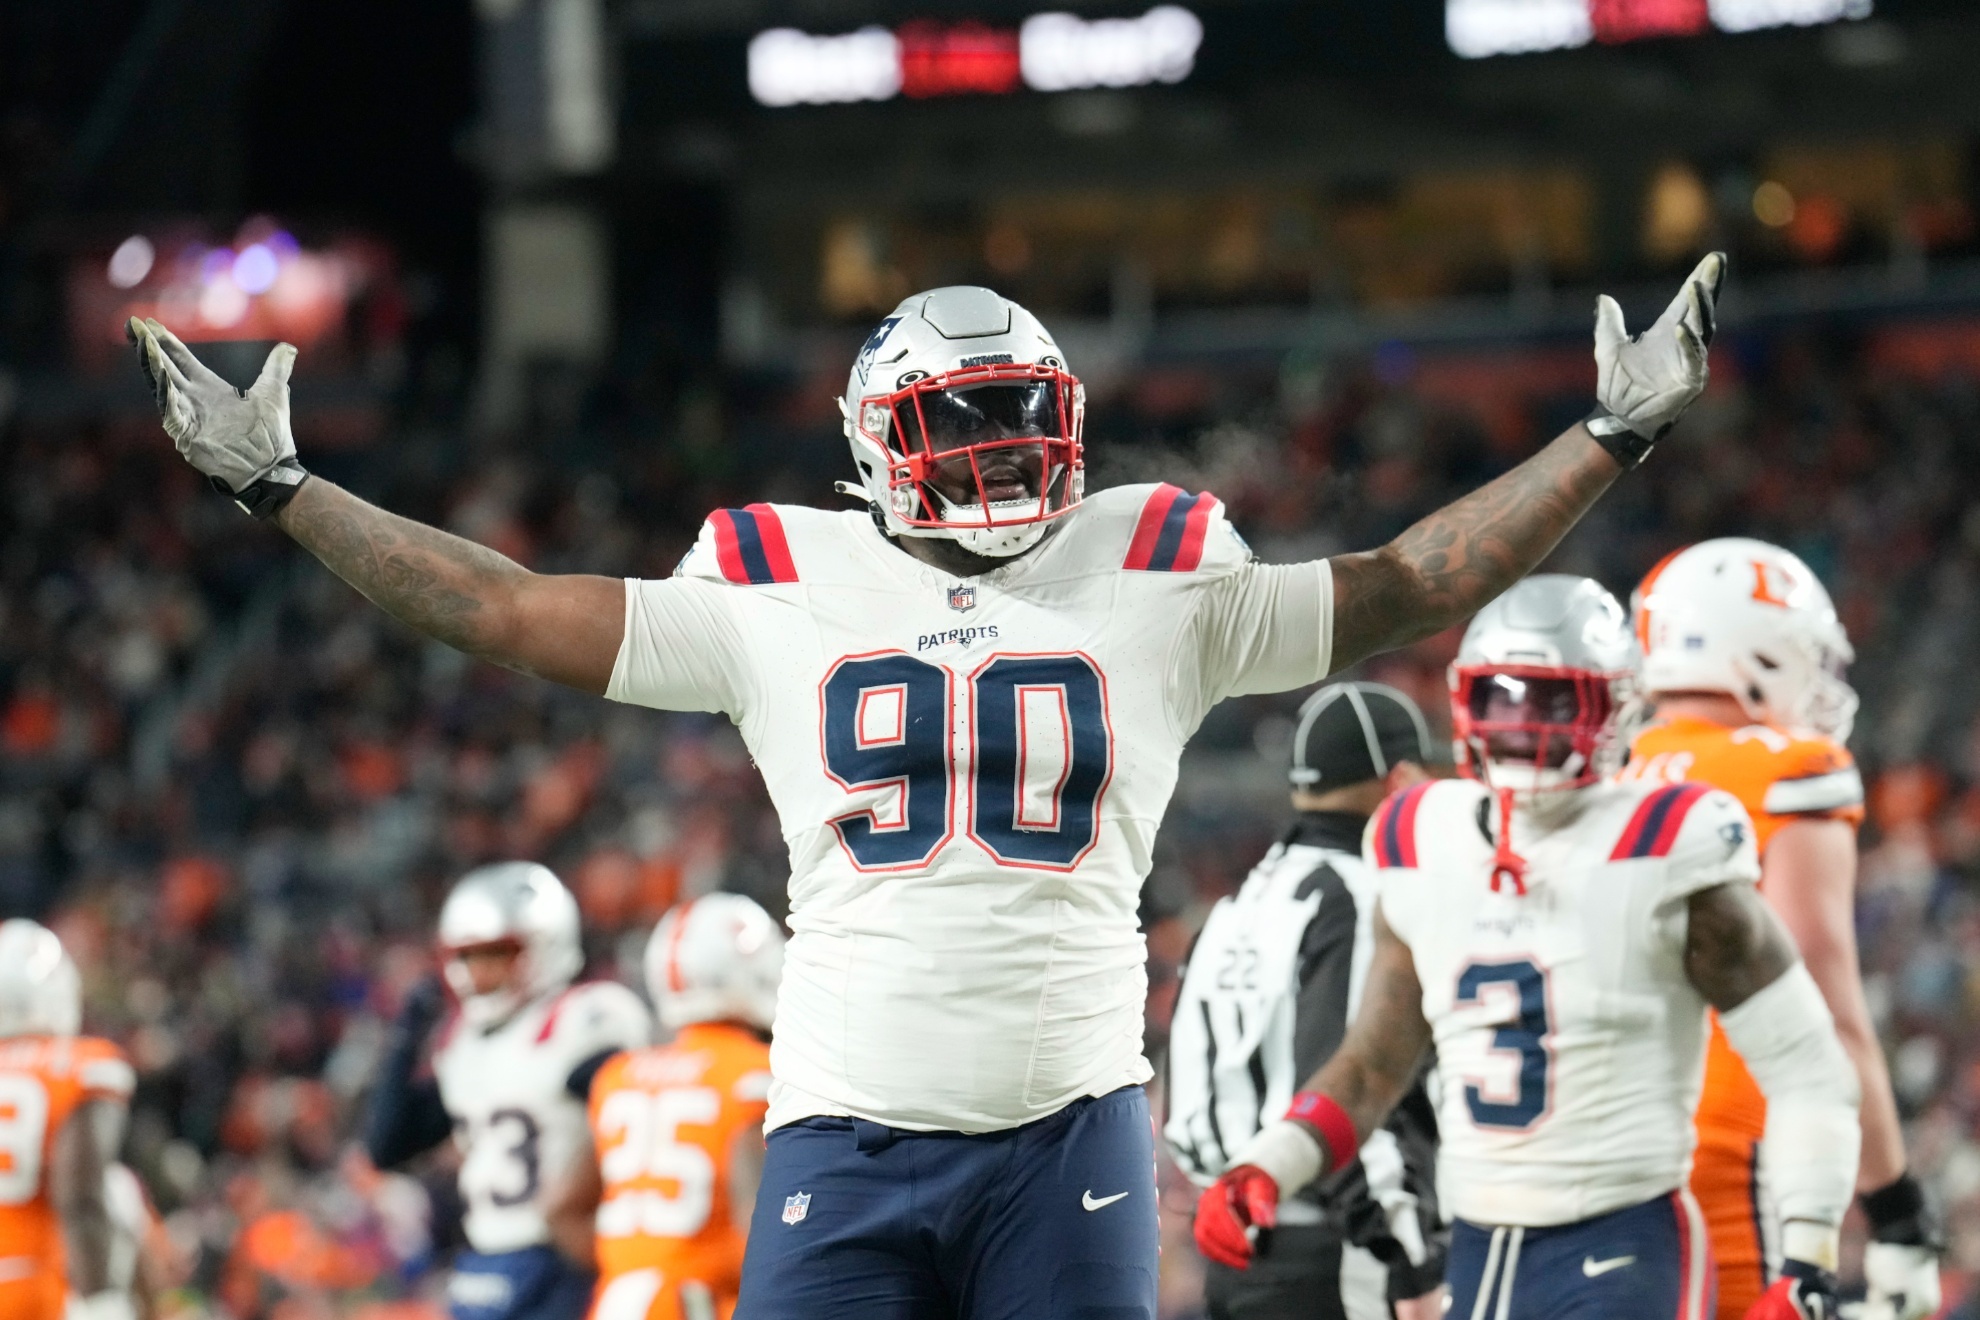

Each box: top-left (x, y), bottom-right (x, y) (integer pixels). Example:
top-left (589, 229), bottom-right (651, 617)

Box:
top-left (606, 514), bottom-right (761, 717)
top-left (1657, 784), bottom-right (1762, 904)
top-left (1162, 495), bottom-right (1334, 728)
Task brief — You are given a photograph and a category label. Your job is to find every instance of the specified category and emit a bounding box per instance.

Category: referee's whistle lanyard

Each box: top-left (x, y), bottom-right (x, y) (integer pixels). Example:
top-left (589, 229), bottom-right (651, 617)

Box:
top-left (1489, 788), bottom-right (1529, 897)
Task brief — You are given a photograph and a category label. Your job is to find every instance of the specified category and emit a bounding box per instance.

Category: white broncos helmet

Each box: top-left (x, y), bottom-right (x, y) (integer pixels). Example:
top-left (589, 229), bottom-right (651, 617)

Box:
top-left (437, 862), bottom-right (584, 1028)
top-left (841, 285), bottom-right (1086, 558)
top-left (0, 920), bottom-right (81, 1038)
top-left (1632, 538), bottom-right (1857, 742)
top-left (1451, 575), bottom-right (1643, 795)
top-left (643, 894), bottom-right (785, 1033)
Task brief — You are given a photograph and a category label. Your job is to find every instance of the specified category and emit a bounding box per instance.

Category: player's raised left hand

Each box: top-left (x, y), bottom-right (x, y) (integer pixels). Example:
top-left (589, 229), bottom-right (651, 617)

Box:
top-left (1586, 251), bottom-right (1726, 462)
top-left (1745, 1259), bottom-right (1840, 1320)
top-left (1192, 1164), bottom-right (1279, 1269)
top-left (126, 316), bottom-right (308, 519)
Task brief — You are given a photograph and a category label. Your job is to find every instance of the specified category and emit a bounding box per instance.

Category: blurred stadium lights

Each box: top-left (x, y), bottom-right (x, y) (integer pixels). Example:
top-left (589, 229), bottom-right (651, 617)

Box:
top-left (70, 220), bottom-right (386, 373)
top-left (747, 6), bottom-right (1201, 107)
top-left (106, 236), bottom-right (155, 290)
top-left (1448, 0), bottom-right (1870, 57)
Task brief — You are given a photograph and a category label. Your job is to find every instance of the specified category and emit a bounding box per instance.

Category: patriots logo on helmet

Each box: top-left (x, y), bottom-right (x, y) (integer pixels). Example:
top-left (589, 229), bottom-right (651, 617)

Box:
top-left (783, 1191), bottom-right (812, 1224)
top-left (853, 317), bottom-right (902, 390)
top-left (948, 584), bottom-right (977, 612)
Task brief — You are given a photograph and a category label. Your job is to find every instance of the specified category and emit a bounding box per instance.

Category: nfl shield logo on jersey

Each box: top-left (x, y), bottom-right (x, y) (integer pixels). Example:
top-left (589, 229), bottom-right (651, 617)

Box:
top-left (948, 584), bottom-right (977, 612)
top-left (783, 1191), bottom-right (812, 1225)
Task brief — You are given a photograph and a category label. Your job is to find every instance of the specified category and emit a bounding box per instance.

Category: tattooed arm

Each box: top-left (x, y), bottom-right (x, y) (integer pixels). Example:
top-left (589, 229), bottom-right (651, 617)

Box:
top-left (275, 479), bottom-right (625, 694)
top-left (1323, 253), bottom-right (1726, 672)
top-left (1686, 879), bottom-right (1861, 1283)
top-left (1294, 906), bottom-right (1434, 1155)
top-left (1682, 879), bottom-right (1798, 1010)
top-left (1326, 424), bottom-right (1620, 673)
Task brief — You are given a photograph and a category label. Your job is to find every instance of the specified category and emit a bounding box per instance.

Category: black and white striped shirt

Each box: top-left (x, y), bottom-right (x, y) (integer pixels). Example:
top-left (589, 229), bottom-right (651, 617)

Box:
top-left (1165, 811), bottom-right (1444, 1295)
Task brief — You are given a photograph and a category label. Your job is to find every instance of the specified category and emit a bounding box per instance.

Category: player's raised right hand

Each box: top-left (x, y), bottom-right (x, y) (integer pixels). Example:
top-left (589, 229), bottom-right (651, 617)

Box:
top-left (1192, 1164), bottom-right (1279, 1269)
top-left (126, 316), bottom-right (308, 518)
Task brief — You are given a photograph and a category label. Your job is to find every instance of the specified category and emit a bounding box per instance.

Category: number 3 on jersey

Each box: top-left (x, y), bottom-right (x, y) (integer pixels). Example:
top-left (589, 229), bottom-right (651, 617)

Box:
top-left (821, 651), bottom-right (1111, 873)
top-left (1455, 959), bottom-right (1553, 1130)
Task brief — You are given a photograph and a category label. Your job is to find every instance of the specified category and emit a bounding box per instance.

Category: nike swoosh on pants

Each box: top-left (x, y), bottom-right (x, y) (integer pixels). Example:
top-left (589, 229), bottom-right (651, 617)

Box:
top-left (1582, 1255), bottom-right (1636, 1278)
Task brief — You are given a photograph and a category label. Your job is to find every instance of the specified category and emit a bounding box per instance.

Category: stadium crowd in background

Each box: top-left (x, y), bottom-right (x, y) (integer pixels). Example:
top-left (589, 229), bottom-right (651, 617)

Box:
top-left (8, 311), bottom-right (1980, 1315)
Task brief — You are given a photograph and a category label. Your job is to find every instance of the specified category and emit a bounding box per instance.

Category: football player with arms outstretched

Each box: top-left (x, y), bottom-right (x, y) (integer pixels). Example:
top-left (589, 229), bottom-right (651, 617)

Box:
top-left (1629, 540), bottom-right (1940, 1320)
top-left (0, 920), bottom-right (137, 1320)
top-left (548, 894), bottom-right (783, 1320)
top-left (364, 864), bottom-right (652, 1320)
top-left (1194, 577), bottom-right (1863, 1320)
top-left (134, 255), bottom-right (1722, 1318)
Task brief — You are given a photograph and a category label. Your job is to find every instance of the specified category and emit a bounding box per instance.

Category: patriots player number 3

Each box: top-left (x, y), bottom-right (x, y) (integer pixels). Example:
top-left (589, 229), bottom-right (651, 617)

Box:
top-left (821, 651), bottom-right (1110, 871)
top-left (1455, 959), bottom-right (1553, 1130)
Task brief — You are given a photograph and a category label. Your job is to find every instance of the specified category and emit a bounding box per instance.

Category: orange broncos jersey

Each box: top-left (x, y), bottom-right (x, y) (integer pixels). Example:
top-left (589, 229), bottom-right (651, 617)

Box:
top-left (0, 1035), bottom-right (136, 1320)
top-left (587, 1023), bottom-right (771, 1320)
top-left (1624, 716), bottom-right (1864, 1320)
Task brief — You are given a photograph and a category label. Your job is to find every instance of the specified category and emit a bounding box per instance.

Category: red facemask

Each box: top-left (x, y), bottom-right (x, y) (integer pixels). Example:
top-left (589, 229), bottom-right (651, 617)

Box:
top-left (856, 361), bottom-right (1084, 532)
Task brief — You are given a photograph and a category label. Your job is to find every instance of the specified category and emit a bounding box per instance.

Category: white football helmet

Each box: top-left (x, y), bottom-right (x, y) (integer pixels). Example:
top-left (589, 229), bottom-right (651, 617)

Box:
top-left (1632, 538), bottom-right (1856, 742)
top-left (841, 286), bottom-right (1085, 558)
top-left (1451, 575), bottom-right (1643, 795)
top-left (0, 920), bottom-right (81, 1038)
top-left (437, 862), bottom-right (583, 1028)
top-left (643, 894), bottom-right (785, 1033)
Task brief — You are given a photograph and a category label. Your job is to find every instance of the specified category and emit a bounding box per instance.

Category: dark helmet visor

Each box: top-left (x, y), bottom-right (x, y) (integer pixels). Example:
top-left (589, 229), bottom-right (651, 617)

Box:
top-left (898, 381), bottom-right (1064, 455)
top-left (1467, 673), bottom-right (1587, 726)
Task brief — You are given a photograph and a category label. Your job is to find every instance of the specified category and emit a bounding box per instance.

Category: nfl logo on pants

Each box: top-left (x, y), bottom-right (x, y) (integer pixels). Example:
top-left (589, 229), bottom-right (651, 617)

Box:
top-left (783, 1192), bottom-right (811, 1225)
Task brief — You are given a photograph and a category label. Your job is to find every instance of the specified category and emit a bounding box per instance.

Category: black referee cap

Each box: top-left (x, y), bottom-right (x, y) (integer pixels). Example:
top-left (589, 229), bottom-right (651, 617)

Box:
top-left (1289, 682), bottom-right (1435, 790)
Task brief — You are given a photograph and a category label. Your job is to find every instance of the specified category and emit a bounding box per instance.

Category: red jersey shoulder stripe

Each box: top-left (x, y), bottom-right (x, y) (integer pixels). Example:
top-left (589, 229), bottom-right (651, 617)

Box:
top-left (1370, 783), bottom-right (1434, 869)
top-left (1610, 783), bottom-right (1713, 861)
top-left (1124, 485), bottom-right (1221, 572)
top-left (710, 505), bottom-right (800, 585)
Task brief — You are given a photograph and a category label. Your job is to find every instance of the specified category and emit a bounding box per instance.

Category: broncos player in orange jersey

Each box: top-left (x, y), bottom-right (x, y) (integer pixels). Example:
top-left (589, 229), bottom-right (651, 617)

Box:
top-left (550, 896), bottom-right (784, 1320)
top-left (1628, 539), bottom-right (1938, 1320)
top-left (0, 919), bottom-right (138, 1320)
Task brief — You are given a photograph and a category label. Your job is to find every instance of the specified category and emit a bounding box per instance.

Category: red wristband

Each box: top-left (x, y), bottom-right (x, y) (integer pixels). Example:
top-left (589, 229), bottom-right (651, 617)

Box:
top-left (1285, 1091), bottom-right (1358, 1174)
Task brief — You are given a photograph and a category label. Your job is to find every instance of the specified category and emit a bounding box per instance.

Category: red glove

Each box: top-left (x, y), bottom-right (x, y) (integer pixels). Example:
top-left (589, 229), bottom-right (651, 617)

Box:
top-left (1192, 1164), bottom-right (1280, 1269)
top-left (1743, 1262), bottom-right (1838, 1320)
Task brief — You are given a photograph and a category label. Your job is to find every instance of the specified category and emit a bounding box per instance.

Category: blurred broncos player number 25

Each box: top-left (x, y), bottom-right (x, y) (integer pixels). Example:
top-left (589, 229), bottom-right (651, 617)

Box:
top-left (821, 652), bottom-right (1111, 872)
top-left (0, 1072), bottom-right (49, 1203)
top-left (596, 1085), bottom-right (722, 1238)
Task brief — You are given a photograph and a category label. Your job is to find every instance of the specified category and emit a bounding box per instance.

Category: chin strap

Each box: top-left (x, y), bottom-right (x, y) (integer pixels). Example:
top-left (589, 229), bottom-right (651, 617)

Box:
top-left (1489, 787), bottom-right (1528, 896)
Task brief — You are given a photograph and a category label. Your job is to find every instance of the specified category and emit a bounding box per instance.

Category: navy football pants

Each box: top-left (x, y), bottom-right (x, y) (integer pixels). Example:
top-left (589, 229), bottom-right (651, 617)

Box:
top-left (1447, 1190), bottom-right (1713, 1320)
top-left (448, 1246), bottom-right (594, 1320)
top-left (735, 1085), bottom-right (1159, 1320)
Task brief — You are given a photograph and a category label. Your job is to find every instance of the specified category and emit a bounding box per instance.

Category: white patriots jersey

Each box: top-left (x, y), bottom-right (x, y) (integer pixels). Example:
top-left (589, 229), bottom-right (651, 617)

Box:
top-left (607, 484), bottom-right (1334, 1133)
top-left (1370, 776), bottom-right (1760, 1228)
top-left (434, 981), bottom-right (652, 1252)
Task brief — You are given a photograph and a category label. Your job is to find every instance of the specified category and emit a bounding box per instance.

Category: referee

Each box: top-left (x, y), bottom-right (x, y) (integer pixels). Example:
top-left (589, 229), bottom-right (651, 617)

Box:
top-left (1165, 682), bottom-right (1447, 1320)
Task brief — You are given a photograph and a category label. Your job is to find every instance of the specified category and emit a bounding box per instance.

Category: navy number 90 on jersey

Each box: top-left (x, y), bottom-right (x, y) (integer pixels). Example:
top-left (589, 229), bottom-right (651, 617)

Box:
top-left (820, 651), bottom-right (1112, 873)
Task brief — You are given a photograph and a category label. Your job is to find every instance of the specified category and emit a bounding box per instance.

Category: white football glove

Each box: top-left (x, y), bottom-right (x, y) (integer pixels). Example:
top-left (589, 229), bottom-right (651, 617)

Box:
top-left (1846, 1242), bottom-right (1942, 1320)
top-left (126, 316), bottom-right (308, 518)
top-left (1586, 251), bottom-right (1726, 462)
